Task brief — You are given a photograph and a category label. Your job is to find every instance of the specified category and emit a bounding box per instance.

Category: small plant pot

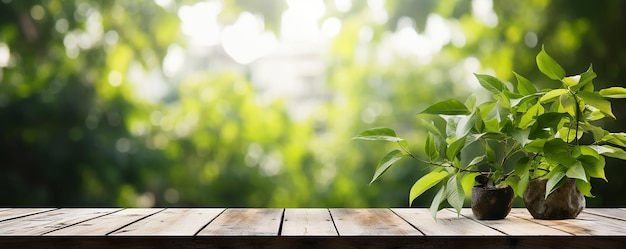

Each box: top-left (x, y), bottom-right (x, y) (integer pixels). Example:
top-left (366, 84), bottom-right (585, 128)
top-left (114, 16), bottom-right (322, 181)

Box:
top-left (471, 185), bottom-right (514, 220)
top-left (523, 178), bottom-right (585, 220)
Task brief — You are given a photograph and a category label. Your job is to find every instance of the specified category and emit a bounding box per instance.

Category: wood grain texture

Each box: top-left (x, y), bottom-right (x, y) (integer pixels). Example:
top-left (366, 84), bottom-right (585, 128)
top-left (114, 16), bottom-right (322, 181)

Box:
top-left (461, 209), bottom-right (570, 235)
top-left (392, 208), bottom-right (503, 235)
top-left (281, 208), bottom-right (337, 236)
top-left (0, 208), bottom-right (119, 235)
top-left (197, 208), bottom-right (283, 236)
top-left (0, 208), bottom-right (625, 249)
top-left (330, 208), bottom-right (422, 236)
top-left (509, 208), bottom-right (626, 235)
top-left (46, 208), bottom-right (163, 236)
top-left (0, 208), bottom-right (55, 222)
top-left (583, 208), bottom-right (626, 221)
top-left (110, 208), bottom-right (224, 236)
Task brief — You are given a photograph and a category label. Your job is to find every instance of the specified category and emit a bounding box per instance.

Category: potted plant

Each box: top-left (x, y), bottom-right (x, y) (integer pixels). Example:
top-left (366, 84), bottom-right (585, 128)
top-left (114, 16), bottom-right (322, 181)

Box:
top-left (354, 46), bottom-right (626, 220)
top-left (500, 46), bottom-right (626, 219)
top-left (353, 76), bottom-right (524, 219)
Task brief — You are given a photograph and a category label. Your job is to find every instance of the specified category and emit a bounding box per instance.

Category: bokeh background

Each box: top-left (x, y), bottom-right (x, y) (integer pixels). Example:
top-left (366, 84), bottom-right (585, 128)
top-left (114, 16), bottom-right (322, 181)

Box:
top-left (1, 0), bottom-right (625, 207)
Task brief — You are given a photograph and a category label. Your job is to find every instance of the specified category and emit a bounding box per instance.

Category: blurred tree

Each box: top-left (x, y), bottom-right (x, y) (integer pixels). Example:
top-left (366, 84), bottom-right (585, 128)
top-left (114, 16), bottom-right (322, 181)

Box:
top-left (0, 0), bottom-right (625, 208)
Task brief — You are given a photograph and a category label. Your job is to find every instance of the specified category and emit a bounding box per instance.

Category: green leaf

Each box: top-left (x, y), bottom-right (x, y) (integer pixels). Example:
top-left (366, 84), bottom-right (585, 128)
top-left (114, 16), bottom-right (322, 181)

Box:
top-left (425, 133), bottom-right (439, 161)
top-left (456, 112), bottom-right (478, 138)
top-left (576, 65), bottom-right (596, 91)
top-left (465, 95), bottom-right (477, 110)
top-left (539, 89), bottom-right (569, 103)
top-left (543, 138), bottom-right (577, 166)
top-left (419, 99), bottom-right (470, 115)
top-left (514, 157), bottom-right (531, 175)
top-left (477, 101), bottom-right (497, 119)
top-left (537, 45), bottom-right (565, 80)
top-left (565, 161), bottom-right (587, 182)
top-left (461, 172), bottom-right (480, 198)
top-left (475, 73), bottom-right (506, 94)
top-left (493, 93), bottom-right (511, 109)
top-left (463, 155), bottom-right (486, 169)
top-left (510, 128), bottom-right (531, 146)
top-left (525, 138), bottom-right (546, 153)
top-left (353, 127), bottom-right (403, 142)
top-left (446, 116), bottom-right (460, 137)
top-left (597, 145), bottom-right (626, 160)
top-left (446, 136), bottom-right (466, 161)
top-left (557, 126), bottom-right (582, 143)
top-left (420, 119), bottom-right (446, 138)
top-left (529, 112), bottom-right (570, 139)
top-left (535, 112), bottom-right (570, 131)
top-left (601, 133), bottom-right (626, 147)
top-left (576, 179), bottom-right (594, 197)
top-left (484, 117), bottom-right (500, 132)
top-left (514, 72), bottom-right (537, 95)
top-left (429, 184), bottom-right (447, 218)
top-left (599, 87), bottom-right (626, 98)
top-left (409, 171), bottom-right (449, 205)
top-left (581, 77), bottom-right (595, 92)
top-left (578, 155), bottom-right (606, 181)
top-left (370, 150), bottom-right (405, 185)
top-left (578, 91), bottom-right (615, 119)
top-left (562, 75), bottom-right (580, 87)
top-left (545, 170), bottom-right (566, 199)
top-left (445, 175), bottom-right (465, 214)
top-left (559, 93), bottom-right (577, 118)
top-left (397, 140), bottom-right (411, 154)
top-left (517, 172), bottom-right (530, 198)
top-left (485, 143), bottom-right (497, 164)
top-left (510, 92), bottom-right (542, 108)
top-left (519, 102), bottom-right (544, 129)
top-left (475, 132), bottom-right (507, 140)
top-left (579, 145), bottom-right (600, 159)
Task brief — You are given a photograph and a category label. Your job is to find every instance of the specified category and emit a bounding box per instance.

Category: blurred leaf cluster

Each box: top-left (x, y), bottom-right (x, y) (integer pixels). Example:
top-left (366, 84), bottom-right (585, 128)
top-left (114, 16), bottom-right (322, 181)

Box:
top-left (1, 0), bottom-right (625, 207)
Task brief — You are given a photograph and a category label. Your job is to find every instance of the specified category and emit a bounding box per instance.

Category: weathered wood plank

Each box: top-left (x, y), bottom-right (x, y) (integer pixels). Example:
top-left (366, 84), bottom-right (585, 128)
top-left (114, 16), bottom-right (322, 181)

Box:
top-left (460, 209), bottom-right (570, 235)
top-left (281, 208), bottom-right (337, 236)
top-left (0, 208), bottom-right (56, 222)
top-left (198, 208), bottom-right (283, 236)
top-left (110, 208), bottom-right (224, 236)
top-left (583, 208), bottom-right (626, 221)
top-left (392, 208), bottom-right (503, 235)
top-left (330, 208), bottom-right (422, 236)
top-left (509, 208), bottom-right (626, 235)
top-left (46, 208), bottom-right (163, 236)
top-left (0, 208), bottom-right (119, 235)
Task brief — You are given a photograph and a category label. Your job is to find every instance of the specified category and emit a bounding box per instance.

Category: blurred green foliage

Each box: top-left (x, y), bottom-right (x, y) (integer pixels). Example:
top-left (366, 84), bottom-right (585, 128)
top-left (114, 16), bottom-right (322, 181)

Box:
top-left (1, 0), bottom-right (625, 207)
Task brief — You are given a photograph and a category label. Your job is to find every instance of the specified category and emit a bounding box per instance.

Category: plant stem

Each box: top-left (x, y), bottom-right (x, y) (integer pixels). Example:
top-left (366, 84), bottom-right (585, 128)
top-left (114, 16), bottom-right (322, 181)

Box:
top-left (570, 91), bottom-right (581, 145)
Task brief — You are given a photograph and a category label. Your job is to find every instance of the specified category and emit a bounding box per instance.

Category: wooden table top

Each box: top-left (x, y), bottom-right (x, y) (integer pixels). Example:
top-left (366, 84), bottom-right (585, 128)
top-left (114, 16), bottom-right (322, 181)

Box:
top-left (0, 208), bottom-right (625, 248)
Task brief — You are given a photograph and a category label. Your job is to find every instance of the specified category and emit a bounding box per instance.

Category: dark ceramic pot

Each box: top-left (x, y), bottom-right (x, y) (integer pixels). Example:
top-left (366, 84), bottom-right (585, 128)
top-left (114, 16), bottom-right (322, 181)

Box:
top-left (471, 185), bottom-right (514, 220)
top-left (523, 178), bottom-right (585, 219)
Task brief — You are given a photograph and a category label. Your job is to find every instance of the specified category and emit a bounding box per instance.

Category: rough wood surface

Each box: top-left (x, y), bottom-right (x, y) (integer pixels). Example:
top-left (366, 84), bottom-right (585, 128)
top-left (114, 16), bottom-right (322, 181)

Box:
top-left (0, 208), bottom-right (55, 222)
top-left (0, 208), bottom-right (119, 235)
top-left (509, 208), bottom-right (626, 235)
top-left (110, 208), bottom-right (224, 236)
top-left (0, 208), bottom-right (625, 249)
top-left (47, 208), bottom-right (163, 236)
top-left (392, 208), bottom-right (503, 235)
top-left (281, 208), bottom-right (337, 236)
top-left (197, 208), bottom-right (283, 236)
top-left (461, 209), bottom-right (570, 235)
top-left (583, 208), bottom-right (626, 221)
top-left (330, 208), bottom-right (422, 236)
